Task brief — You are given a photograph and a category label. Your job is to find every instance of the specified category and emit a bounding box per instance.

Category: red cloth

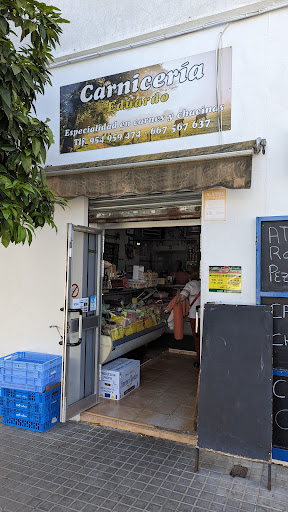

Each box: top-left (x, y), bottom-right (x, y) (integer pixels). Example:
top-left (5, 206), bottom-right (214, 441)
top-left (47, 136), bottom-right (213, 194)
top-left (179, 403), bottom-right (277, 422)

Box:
top-left (174, 303), bottom-right (184, 340)
top-left (165, 295), bottom-right (190, 317)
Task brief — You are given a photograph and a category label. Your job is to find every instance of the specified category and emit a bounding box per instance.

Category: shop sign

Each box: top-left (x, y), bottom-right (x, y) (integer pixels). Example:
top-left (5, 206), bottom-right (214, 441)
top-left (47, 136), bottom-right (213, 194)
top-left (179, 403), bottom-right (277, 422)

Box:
top-left (60, 48), bottom-right (231, 153)
top-left (203, 189), bottom-right (226, 221)
top-left (209, 266), bottom-right (242, 293)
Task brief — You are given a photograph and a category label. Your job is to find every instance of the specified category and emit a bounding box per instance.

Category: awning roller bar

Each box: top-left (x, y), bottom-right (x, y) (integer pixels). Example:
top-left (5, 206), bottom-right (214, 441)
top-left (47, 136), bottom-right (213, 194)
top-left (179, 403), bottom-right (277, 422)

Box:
top-left (89, 192), bottom-right (202, 211)
top-left (46, 150), bottom-right (253, 177)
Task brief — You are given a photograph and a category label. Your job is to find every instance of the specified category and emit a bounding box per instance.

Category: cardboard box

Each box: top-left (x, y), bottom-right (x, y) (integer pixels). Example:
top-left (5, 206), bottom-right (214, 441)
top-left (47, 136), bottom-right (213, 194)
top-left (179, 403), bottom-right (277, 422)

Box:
top-left (100, 358), bottom-right (140, 400)
top-left (132, 265), bottom-right (144, 280)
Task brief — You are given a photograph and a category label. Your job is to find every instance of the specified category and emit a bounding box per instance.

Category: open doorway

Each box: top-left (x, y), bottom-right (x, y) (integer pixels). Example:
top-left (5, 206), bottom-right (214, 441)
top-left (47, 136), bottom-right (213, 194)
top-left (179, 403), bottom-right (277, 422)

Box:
top-left (82, 223), bottom-right (201, 441)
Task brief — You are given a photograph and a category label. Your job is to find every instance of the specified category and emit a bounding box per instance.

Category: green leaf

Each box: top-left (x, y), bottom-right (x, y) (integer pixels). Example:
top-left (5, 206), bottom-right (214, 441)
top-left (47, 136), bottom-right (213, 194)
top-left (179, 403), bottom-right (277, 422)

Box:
top-left (40, 145), bottom-right (46, 163)
top-left (0, 17), bottom-right (8, 35)
top-left (11, 63), bottom-right (21, 75)
top-left (6, 217), bottom-right (14, 229)
top-left (11, 207), bottom-right (19, 217)
top-left (10, 123), bottom-right (19, 140)
top-left (1, 232), bottom-right (10, 248)
top-left (40, 167), bottom-right (46, 185)
top-left (28, 21), bottom-right (37, 33)
top-left (32, 138), bottom-right (41, 156)
top-left (47, 126), bottom-right (54, 144)
top-left (39, 25), bottom-right (46, 40)
top-left (22, 183), bottom-right (35, 194)
top-left (1, 209), bottom-right (10, 220)
top-left (26, 228), bottom-right (33, 245)
top-left (7, 152), bottom-right (20, 170)
top-left (0, 87), bottom-right (11, 108)
top-left (18, 225), bottom-right (26, 243)
top-left (1, 146), bottom-right (15, 152)
top-left (21, 154), bottom-right (32, 173)
top-left (2, 101), bottom-right (12, 119)
top-left (22, 69), bottom-right (34, 89)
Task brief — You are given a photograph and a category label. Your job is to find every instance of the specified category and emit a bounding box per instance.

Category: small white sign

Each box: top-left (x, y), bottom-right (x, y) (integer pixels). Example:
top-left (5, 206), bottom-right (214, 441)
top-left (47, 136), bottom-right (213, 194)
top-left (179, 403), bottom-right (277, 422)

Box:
top-left (90, 295), bottom-right (97, 311)
top-left (73, 297), bottom-right (89, 312)
top-left (203, 189), bottom-right (226, 221)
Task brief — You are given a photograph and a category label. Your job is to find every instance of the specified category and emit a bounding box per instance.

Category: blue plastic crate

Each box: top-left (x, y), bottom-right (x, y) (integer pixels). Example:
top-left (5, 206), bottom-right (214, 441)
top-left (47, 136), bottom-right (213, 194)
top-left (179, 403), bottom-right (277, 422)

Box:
top-left (2, 410), bottom-right (60, 432)
top-left (0, 401), bottom-right (60, 423)
top-left (0, 385), bottom-right (60, 415)
top-left (0, 352), bottom-right (62, 392)
top-left (0, 385), bottom-right (60, 404)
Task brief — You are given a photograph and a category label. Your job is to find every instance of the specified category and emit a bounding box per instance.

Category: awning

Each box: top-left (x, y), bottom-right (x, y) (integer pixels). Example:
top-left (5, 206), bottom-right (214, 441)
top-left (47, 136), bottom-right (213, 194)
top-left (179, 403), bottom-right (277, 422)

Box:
top-left (46, 139), bottom-right (264, 199)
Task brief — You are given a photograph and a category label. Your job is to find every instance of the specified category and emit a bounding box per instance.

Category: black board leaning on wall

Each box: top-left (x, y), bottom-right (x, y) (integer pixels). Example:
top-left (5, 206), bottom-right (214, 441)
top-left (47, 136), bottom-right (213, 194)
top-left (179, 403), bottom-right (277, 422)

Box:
top-left (198, 303), bottom-right (273, 462)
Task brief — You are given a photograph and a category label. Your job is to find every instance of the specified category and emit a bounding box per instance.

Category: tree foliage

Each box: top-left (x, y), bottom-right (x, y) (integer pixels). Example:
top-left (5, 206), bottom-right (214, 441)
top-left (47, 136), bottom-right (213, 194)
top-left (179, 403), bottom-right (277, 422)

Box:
top-left (0, 0), bottom-right (68, 247)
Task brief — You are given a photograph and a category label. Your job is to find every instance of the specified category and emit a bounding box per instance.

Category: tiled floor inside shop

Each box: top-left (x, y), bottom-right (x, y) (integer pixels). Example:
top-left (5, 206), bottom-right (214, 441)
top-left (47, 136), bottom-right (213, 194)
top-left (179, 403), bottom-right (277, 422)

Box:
top-left (86, 349), bottom-right (199, 433)
top-left (0, 420), bottom-right (287, 512)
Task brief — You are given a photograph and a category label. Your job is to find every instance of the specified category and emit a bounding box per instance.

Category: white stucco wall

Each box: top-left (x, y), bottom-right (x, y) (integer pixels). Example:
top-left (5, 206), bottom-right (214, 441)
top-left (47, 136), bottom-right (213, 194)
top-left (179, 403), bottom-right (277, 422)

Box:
top-left (0, 197), bottom-right (88, 357)
top-left (44, 0), bottom-right (284, 58)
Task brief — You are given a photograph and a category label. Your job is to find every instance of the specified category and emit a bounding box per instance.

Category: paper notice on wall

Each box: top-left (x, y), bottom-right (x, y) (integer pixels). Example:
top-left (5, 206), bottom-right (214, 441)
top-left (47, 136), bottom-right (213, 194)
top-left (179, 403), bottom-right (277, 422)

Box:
top-left (209, 266), bottom-right (241, 293)
top-left (203, 189), bottom-right (226, 221)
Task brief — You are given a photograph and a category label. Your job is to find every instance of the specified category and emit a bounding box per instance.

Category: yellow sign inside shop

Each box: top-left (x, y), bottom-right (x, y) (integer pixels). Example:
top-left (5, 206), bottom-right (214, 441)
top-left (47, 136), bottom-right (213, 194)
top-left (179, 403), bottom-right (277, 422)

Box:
top-left (60, 48), bottom-right (232, 153)
top-left (209, 266), bottom-right (242, 293)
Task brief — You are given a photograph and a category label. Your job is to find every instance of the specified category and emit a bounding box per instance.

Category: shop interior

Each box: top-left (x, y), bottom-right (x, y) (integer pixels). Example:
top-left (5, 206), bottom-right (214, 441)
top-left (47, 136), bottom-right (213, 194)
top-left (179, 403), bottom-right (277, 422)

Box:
top-left (86, 225), bottom-right (201, 435)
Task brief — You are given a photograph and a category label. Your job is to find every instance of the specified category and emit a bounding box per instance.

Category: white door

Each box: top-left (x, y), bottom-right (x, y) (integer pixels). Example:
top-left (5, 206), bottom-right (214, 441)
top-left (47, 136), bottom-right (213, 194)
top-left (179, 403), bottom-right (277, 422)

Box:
top-left (60, 223), bottom-right (104, 422)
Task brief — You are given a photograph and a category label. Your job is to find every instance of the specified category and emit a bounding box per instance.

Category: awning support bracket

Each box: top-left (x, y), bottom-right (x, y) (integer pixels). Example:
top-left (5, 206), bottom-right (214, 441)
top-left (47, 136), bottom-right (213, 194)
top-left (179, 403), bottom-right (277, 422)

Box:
top-left (253, 138), bottom-right (266, 155)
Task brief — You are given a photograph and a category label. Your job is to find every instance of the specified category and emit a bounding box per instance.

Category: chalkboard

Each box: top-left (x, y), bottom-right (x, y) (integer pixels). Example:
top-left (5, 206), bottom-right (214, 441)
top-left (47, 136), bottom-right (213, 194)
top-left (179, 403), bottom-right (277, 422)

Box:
top-left (198, 303), bottom-right (273, 461)
top-left (261, 220), bottom-right (288, 293)
top-left (261, 297), bottom-right (288, 370)
top-left (273, 372), bottom-right (288, 450)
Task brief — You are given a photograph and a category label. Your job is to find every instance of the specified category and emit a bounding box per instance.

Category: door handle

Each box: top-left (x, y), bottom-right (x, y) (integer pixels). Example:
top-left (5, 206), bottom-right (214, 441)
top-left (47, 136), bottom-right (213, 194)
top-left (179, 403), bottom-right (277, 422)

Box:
top-left (59, 307), bottom-right (83, 346)
top-left (195, 305), bottom-right (200, 335)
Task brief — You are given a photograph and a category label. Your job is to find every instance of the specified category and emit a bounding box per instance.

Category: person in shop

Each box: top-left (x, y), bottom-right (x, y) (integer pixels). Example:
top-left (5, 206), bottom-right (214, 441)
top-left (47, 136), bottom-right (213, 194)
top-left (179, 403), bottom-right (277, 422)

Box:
top-left (178, 269), bottom-right (201, 367)
top-left (170, 260), bottom-right (190, 285)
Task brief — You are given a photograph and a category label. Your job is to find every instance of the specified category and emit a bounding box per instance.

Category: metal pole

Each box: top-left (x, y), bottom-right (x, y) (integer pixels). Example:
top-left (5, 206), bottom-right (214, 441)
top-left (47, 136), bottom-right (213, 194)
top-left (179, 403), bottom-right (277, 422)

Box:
top-left (267, 462), bottom-right (272, 491)
top-left (195, 447), bottom-right (200, 473)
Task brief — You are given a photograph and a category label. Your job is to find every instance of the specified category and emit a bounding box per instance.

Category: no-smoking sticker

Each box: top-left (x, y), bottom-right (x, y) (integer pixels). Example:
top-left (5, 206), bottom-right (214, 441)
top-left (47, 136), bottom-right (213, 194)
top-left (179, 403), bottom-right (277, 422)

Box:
top-left (72, 283), bottom-right (79, 298)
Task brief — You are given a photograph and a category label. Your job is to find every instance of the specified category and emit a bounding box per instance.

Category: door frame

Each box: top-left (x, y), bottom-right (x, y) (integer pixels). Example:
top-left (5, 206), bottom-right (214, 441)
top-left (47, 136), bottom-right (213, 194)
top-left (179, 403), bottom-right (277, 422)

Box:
top-left (61, 223), bottom-right (104, 422)
top-left (90, 217), bottom-right (203, 354)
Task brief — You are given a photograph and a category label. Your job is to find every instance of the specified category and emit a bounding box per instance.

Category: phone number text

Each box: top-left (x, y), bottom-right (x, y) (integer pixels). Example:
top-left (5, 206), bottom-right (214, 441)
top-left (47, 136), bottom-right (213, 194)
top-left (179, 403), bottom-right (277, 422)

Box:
top-left (87, 119), bottom-right (211, 145)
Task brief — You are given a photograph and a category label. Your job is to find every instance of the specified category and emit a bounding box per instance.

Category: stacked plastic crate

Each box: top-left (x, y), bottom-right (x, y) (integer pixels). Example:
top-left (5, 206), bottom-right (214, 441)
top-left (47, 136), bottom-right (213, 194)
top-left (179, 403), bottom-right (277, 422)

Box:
top-left (0, 352), bottom-right (62, 432)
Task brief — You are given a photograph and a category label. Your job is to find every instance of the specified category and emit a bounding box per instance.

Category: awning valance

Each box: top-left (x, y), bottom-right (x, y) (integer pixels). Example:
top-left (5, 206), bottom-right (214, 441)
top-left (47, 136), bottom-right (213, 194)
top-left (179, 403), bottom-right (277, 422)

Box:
top-left (46, 140), bottom-right (263, 199)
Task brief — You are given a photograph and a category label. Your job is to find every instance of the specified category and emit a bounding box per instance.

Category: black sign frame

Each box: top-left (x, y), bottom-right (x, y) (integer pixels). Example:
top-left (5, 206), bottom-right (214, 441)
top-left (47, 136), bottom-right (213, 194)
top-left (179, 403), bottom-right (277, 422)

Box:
top-left (256, 216), bottom-right (288, 462)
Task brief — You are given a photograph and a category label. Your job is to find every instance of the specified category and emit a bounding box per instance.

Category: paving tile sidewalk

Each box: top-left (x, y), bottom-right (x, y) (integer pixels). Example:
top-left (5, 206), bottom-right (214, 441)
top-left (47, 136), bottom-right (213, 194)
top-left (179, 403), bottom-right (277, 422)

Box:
top-left (0, 420), bottom-right (287, 512)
